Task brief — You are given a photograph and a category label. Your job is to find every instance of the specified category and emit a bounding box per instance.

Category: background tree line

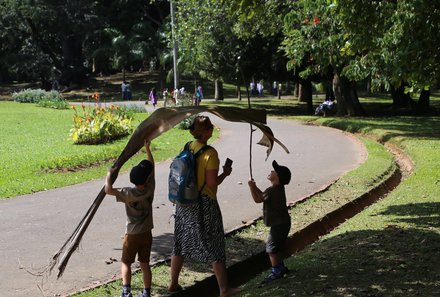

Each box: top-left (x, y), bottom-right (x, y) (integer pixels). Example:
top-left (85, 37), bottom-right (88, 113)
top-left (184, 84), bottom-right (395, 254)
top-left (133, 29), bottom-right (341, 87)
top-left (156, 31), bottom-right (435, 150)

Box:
top-left (1, 0), bottom-right (439, 115)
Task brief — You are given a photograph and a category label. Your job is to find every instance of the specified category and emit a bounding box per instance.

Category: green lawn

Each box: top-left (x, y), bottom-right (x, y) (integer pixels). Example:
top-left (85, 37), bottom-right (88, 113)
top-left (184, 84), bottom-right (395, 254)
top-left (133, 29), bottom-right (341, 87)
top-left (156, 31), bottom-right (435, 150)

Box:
top-left (237, 115), bottom-right (440, 295)
top-left (0, 102), bottom-right (216, 198)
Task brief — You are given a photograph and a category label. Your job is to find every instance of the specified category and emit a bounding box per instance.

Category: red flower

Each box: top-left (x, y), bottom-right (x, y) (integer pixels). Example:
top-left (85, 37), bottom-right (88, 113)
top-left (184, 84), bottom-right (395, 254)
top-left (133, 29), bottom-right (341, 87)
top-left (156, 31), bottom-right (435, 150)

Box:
top-left (313, 16), bottom-right (320, 25)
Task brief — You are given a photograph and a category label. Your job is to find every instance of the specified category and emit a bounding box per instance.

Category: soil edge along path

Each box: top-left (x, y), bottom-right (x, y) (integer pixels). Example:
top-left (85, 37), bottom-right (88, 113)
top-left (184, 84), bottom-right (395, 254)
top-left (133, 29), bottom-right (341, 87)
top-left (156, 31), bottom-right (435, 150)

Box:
top-left (0, 109), bottom-right (365, 297)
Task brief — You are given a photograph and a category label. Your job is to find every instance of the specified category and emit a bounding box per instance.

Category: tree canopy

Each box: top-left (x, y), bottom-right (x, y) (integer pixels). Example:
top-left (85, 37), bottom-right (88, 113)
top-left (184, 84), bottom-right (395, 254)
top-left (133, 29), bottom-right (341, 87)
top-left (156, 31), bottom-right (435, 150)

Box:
top-left (1, 0), bottom-right (438, 114)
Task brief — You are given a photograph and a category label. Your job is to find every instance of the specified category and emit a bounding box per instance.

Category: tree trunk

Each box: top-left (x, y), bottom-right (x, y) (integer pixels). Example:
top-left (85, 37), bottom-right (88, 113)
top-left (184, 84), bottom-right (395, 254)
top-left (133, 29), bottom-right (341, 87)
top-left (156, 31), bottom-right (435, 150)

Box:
top-left (333, 73), bottom-right (344, 116)
top-left (366, 76), bottom-right (372, 95)
top-left (215, 79), bottom-right (224, 100)
top-left (285, 81), bottom-right (291, 95)
top-left (60, 34), bottom-right (85, 85)
top-left (334, 73), bottom-right (365, 116)
top-left (298, 81), bottom-right (309, 102)
top-left (390, 82), bottom-right (413, 107)
top-left (159, 70), bottom-right (164, 94)
top-left (417, 89), bottom-right (430, 113)
top-left (236, 84), bottom-right (242, 101)
top-left (298, 79), bottom-right (313, 114)
top-left (294, 83), bottom-right (299, 98)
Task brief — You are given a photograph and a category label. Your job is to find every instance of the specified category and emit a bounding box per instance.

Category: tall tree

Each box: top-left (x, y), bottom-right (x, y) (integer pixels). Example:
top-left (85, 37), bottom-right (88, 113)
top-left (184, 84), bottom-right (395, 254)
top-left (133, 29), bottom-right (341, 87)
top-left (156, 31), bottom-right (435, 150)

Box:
top-left (1, 0), bottom-right (170, 85)
top-left (337, 0), bottom-right (440, 112)
top-left (282, 0), bottom-right (366, 116)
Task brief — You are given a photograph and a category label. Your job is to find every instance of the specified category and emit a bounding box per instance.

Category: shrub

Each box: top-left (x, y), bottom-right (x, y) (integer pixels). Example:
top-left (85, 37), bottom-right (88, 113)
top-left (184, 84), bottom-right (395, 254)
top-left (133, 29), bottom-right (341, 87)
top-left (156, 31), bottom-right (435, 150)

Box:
top-left (119, 104), bottom-right (148, 115)
top-left (37, 93), bottom-right (69, 109)
top-left (12, 89), bottom-right (65, 104)
top-left (13, 89), bottom-right (47, 103)
top-left (70, 103), bottom-right (133, 144)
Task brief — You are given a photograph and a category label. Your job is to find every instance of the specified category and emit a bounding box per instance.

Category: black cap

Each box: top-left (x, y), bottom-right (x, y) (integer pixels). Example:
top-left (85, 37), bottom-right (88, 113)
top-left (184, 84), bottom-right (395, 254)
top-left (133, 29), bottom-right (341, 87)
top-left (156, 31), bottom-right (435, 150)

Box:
top-left (272, 160), bottom-right (291, 185)
top-left (129, 160), bottom-right (153, 185)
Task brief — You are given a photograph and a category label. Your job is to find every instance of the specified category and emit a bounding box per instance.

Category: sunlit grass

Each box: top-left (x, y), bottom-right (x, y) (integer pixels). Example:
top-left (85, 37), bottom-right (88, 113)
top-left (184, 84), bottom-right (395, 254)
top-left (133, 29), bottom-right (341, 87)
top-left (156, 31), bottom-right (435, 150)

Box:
top-left (0, 102), bottom-right (218, 198)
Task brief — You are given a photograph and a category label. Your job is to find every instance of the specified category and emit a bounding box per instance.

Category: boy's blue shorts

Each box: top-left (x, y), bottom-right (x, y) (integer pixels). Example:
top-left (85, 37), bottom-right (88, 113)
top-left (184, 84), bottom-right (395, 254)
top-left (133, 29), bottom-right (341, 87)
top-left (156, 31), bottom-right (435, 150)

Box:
top-left (266, 222), bottom-right (291, 254)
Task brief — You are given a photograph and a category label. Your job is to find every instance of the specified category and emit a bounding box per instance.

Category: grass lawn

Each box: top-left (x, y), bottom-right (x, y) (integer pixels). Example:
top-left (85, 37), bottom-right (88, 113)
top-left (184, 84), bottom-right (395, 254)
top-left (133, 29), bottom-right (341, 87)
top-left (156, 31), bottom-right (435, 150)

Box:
top-left (0, 101), bottom-right (219, 198)
top-left (236, 106), bottom-right (440, 295)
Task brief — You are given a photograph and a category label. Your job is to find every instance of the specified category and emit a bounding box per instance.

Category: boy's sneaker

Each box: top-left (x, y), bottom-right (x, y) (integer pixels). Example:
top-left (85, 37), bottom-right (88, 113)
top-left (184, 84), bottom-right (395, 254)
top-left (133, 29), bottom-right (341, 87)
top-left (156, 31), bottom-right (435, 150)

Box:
top-left (137, 289), bottom-right (151, 297)
top-left (258, 266), bottom-right (289, 287)
top-left (120, 292), bottom-right (133, 297)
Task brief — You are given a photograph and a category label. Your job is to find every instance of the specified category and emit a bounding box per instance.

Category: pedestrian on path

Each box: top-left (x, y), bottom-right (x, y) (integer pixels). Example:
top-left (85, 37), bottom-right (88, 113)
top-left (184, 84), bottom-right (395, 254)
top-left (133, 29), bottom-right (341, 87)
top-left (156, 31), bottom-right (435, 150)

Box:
top-left (121, 81), bottom-right (128, 100)
top-left (148, 87), bottom-right (158, 108)
top-left (248, 160), bottom-right (291, 286)
top-left (168, 116), bottom-right (241, 297)
top-left (105, 139), bottom-right (155, 297)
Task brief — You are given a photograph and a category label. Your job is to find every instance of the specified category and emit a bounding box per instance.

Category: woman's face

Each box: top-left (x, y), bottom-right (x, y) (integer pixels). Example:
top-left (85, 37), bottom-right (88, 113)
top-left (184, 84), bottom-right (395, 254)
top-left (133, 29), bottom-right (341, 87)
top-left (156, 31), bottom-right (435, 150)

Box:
top-left (206, 122), bottom-right (214, 138)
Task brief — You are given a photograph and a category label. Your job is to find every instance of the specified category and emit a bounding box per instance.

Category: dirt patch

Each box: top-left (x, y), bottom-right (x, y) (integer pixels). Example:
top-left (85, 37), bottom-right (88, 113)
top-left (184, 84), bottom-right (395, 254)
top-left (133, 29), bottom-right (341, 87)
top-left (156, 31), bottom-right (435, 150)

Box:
top-left (43, 158), bottom-right (116, 173)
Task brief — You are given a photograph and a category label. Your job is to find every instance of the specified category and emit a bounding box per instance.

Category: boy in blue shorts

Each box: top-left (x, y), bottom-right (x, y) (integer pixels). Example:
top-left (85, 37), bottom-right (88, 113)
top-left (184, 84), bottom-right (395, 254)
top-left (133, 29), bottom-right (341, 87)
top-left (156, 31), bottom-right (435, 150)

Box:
top-left (248, 160), bottom-right (291, 286)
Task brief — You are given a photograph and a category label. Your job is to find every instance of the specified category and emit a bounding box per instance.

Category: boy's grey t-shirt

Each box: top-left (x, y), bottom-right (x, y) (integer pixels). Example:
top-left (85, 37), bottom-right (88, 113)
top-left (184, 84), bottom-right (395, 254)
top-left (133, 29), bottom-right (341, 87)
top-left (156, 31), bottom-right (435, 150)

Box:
top-left (115, 175), bottom-right (155, 235)
top-left (262, 185), bottom-right (290, 226)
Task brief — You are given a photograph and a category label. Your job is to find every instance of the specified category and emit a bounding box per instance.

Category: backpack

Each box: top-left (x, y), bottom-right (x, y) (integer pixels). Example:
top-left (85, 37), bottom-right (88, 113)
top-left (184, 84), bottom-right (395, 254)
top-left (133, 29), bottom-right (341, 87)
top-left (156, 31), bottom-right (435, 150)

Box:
top-left (168, 141), bottom-right (212, 204)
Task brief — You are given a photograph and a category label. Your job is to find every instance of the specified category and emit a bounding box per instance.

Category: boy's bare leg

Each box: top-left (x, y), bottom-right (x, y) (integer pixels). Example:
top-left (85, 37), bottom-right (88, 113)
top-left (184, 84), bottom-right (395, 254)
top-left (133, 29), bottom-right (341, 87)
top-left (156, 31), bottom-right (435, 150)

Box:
top-left (169, 255), bottom-right (184, 291)
top-left (121, 262), bottom-right (132, 285)
top-left (140, 262), bottom-right (152, 288)
top-left (268, 252), bottom-right (282, 267)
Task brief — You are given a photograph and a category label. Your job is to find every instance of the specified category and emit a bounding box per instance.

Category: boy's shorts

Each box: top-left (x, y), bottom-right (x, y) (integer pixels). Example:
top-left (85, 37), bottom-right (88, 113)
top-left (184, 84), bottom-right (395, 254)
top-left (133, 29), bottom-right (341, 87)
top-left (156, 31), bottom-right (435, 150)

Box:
top-left (121, 231), bottom-right (152, 264)
top-left (266, 222), bottom-right (291, 254)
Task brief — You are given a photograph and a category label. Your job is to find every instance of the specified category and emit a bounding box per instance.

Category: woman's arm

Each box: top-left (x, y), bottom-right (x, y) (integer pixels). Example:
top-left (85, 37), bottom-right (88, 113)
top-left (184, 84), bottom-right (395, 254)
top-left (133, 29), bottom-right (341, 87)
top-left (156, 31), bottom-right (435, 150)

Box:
top-left (205, 162), bottom-right (232, 188)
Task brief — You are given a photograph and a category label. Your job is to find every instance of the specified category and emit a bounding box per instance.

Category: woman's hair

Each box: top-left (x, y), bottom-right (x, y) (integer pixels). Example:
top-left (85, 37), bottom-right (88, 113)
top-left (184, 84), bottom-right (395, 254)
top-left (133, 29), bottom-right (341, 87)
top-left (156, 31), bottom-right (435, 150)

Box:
top-left (189, 116), bottom-right (213, 139)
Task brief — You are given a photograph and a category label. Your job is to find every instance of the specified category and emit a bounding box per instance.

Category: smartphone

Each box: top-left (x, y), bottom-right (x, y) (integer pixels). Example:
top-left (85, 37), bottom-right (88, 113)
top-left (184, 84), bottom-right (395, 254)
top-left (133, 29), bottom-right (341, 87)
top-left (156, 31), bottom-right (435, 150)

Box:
top-left (224, 158), bottom-right (233, 168)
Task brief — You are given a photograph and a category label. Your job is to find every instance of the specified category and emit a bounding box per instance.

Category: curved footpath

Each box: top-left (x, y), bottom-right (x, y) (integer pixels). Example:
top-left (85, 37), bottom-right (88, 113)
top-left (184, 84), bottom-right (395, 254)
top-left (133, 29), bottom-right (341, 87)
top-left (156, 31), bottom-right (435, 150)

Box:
top-left (0, 103), bottom-right (366, 297)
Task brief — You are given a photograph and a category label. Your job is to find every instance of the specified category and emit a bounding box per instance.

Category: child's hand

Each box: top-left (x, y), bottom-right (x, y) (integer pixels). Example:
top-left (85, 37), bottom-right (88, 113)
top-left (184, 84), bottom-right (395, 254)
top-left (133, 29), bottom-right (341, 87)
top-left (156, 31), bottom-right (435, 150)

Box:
top-left (248, 178), bottom-right (256, 187)
top-left (144, 139), bottom-right (151, 148)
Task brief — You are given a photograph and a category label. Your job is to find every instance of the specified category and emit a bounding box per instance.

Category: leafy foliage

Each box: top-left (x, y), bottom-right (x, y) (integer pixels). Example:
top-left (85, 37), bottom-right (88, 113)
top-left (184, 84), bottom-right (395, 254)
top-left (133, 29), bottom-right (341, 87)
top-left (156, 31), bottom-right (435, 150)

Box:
top-left (175, 0), bottom-right (291, 85)
top-left (37, 97), bottom-right (70, 109)
top-left (70, 103), bottom-right (133, 144)
top-left (12, 89), bottom-right (64, 104)
top-left (0, 0), bottom-right (170, 84)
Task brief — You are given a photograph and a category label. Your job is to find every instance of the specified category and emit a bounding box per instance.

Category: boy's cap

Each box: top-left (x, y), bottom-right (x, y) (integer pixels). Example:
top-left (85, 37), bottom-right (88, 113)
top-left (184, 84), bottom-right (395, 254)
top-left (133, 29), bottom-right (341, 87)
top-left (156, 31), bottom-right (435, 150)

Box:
top-left (272, 160), bottom-right (291, 185)
top-left (130, 160), bottom-right (153, 185)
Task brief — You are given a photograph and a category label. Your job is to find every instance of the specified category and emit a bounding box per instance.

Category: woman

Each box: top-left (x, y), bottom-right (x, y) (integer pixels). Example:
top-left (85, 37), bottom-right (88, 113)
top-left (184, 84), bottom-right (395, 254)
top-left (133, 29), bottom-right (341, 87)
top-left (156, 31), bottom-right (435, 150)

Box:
top-left (148, 87), bottom-right (158, 108)
top-left (169, 116), bottom-right (240, 297)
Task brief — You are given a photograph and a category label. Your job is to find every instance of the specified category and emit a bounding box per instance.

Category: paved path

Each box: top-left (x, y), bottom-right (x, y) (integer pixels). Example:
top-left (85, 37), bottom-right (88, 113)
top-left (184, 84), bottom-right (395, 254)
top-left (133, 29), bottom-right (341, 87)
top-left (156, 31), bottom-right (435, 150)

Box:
top-left (0, 102), bottom-right (366, 297)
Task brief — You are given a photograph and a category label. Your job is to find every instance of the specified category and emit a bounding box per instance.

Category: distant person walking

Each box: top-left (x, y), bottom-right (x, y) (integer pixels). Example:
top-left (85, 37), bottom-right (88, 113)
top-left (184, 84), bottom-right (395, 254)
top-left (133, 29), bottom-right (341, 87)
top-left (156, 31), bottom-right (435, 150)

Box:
top-left (248, 160), bottom-right (291, 287)
top-left (250, 81), bottom-right (255, 97)
top-left (148, 87), bottom-right (158, 108)
top-left (126, 82), bottom-right (132, 100)
top-left (121, 81), bottom-right (128, 100)
top-left (195, 85), bottom-right (203, 106)
top-left (257, 81), bottom-right (264, 97)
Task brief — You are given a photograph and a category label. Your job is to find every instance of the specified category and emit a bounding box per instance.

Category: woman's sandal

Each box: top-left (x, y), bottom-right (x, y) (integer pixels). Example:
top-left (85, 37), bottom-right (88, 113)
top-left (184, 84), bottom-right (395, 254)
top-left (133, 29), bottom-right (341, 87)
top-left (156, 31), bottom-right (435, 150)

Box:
top-left (168, 284), bottom-right (183, 294)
